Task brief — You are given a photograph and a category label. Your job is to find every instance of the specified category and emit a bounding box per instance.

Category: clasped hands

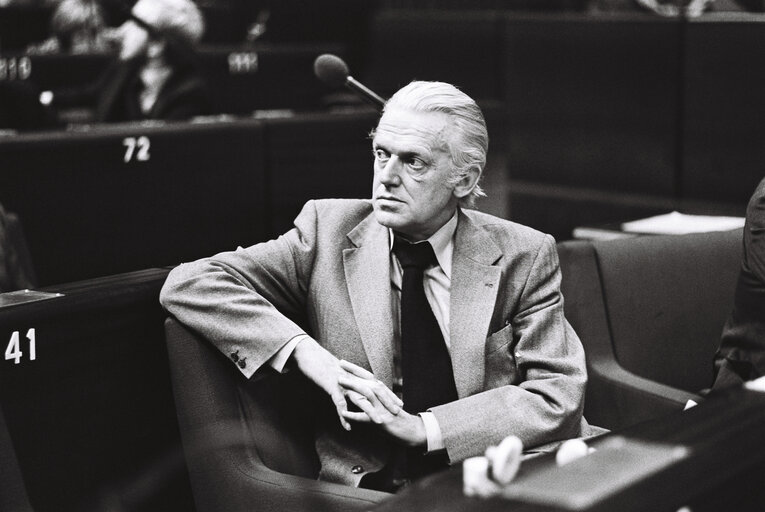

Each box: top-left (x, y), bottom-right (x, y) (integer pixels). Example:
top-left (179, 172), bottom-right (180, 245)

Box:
top-left (292, 337), bottom-right (426, 447)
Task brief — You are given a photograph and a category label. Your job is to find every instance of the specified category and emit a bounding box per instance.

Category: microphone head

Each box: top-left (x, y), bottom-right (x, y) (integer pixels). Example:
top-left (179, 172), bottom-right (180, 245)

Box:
top-left (314, 54), bottom-right (349, 88)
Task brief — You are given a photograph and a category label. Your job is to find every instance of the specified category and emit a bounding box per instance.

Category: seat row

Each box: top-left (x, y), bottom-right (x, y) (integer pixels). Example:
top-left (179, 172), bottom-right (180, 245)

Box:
top-left (4, 10), bottom-right (763, 240)
top-left (1, 42), bottom-right (347, 117)
top-left (0, 110), bottom-right (378, 286)
top-left (364, 10), bottom-right (765, 238)
top-left (0, 226), bottom-right (742, 511)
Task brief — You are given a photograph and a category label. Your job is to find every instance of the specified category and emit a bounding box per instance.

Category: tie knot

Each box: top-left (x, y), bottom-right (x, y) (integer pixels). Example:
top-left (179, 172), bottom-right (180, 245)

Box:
top-left (393, 237), bottom-right (437, 269)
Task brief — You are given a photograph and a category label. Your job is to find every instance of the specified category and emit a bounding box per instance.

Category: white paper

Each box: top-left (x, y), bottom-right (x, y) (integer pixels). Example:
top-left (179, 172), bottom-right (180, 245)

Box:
top-left (621, 211), bottom-right (745, 235)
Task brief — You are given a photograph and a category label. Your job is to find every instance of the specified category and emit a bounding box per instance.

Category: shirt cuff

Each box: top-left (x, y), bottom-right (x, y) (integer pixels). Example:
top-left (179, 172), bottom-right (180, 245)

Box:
top-left (419, 411), bottom-right (445, 452)
top-left (268, 334), bottom-right (308, 373)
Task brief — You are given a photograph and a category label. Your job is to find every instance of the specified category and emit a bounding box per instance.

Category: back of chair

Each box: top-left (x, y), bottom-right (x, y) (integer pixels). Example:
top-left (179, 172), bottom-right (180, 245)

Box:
top-left (559, 228), bottom-right (743, 430)
top-left (594, 229), bottom-right (742, 392)
top-left (164, 317), bottom-right (390, 512)
top-left (0, 405), bottom-right (33, 512)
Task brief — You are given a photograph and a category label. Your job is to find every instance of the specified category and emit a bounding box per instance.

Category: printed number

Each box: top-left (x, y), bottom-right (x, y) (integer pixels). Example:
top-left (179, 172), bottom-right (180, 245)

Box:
top-left (4, 329), bottom-right (36, 365)
top-left (228, 52), bottom-right (258, 74)
top-left (0, 57), bottom-right (32, 81)
top-left (122, 136), bottom-right (151, 163)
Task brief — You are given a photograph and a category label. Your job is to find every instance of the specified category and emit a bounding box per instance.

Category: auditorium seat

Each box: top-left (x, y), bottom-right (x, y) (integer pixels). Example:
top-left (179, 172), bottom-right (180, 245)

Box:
top-left (364, 9), bottom-right (504, 102)
top-left (0, 120), bottom-right (268, 285)
top-left (0, 404), bottom-right (33, 512)
top-left (164, 317), bottom-right (392, 512)
top-left (503, 13), bottom-right (681, 196)
top-left (0, 5), bottom-right (52, 52)
top-left (196, 43), bottom-right (347, 115)
top-left (682, 13), bottom-right (765, 204)
top-left (263, 110), bottom-right (378, 236)
top-left (0, 269), bottom-right (193, 512)
top-left (557, 228), bottom-right (743, 431)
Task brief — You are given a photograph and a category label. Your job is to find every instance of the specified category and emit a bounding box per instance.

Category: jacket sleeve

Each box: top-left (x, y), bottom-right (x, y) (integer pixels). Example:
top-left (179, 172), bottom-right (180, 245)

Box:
top-left (430, 235), bottom-right (587, 462)
top-left (159, 201), bottom-right (320, 379)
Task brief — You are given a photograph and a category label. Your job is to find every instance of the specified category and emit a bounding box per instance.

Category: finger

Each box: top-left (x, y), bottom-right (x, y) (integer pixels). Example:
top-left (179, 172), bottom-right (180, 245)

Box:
top-left (338, 374), bottom-right (378, 402)
top-left (340, 368), bottom-right (404, 415)
top-left (339, 360), bottom-right (376, 380)
top-left (341, 410), bottom-right (372, 423)
top-left (330, 389), bottom-right (352, 431)
top-left (374, 385), bottom-right (403, 415)
top-left (346, 390), bottom-right (383, 424)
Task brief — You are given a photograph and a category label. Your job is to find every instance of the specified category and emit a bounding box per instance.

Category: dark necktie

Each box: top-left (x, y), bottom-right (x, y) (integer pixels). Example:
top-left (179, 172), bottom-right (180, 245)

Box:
top-left (392, 237), bottom-right (458, 481)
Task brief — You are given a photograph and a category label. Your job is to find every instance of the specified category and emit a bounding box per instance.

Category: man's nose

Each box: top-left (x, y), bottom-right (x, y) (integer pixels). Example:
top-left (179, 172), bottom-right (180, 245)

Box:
top-left (379, 156), bottom-right (402, 186)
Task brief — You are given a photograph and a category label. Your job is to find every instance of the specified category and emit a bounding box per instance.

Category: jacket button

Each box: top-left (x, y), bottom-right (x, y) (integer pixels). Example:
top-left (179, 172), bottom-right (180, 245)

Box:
top-left (351, 465), bottom-right (364, 474)
top-left (238, 358), bottom-right (247, 369)
top-left (230, 350), bottom-right (240, 362)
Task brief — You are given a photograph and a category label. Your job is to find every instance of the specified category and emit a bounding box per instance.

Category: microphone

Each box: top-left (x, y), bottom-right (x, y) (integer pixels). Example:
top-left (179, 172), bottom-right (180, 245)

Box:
top-left (313, 54), bottom-right (386, 110)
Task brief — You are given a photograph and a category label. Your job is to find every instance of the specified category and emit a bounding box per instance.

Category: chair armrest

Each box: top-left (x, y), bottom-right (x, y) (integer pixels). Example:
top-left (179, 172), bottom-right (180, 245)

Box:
top-left (183, 438), bottom-right (390, 512)
top-left (586, 356), bottom-right (702, 430)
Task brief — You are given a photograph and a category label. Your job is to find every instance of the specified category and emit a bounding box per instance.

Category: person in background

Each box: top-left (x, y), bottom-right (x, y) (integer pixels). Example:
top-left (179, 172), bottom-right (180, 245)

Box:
top-left (713, 177), bottom-right (765, 389)
top-left (0, 204), bottom-right (35, 293)
top-left (26, 0), bottom-right (110, 55)
top-left (161, 81), bottom-right (600, 493)
top-left (47, 0), bottom-right (212, 123)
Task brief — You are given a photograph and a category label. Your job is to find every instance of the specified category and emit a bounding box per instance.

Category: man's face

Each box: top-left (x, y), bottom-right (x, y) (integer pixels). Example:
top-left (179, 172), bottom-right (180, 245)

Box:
top-left (371, 108), bottom-right (460, 241)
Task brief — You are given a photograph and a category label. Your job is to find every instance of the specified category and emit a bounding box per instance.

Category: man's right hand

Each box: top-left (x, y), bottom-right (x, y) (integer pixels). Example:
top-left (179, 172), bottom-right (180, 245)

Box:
top-left (291, 337), bottom-right (353, 430)
top-left (291, 337), bottom-right (402, 431)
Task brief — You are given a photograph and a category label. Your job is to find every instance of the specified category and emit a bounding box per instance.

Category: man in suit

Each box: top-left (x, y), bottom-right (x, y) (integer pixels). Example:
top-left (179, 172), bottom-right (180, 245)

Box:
top-left (160, 81), bottom-right (591, 491)
top-left (713, 177), bottom-right (765, 389)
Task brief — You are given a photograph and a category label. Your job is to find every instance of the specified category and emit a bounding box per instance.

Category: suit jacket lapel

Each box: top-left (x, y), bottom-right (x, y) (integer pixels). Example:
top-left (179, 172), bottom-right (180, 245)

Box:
top-left (343, 213), bottom-right (395, 388)
top-left (450, 209), bottom-right (502, 398)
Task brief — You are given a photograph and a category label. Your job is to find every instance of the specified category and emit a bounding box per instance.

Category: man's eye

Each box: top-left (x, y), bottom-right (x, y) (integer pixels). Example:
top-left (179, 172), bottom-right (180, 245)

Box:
top-left (373, 149), bottom-right (389, 162)
top-left (407, 158), bottom-right (425, 171)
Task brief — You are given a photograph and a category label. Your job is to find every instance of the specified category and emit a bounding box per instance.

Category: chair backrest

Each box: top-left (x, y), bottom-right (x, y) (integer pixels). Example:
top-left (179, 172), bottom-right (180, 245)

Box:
top-left (0, 404), bottom-right (33, 512)
top-left (164, 317), bottom-right (391, 512)
top-left (559, 228), bottom-right (743, 407)
top-left (163, 318), bottom-right (322, 505)
top-left (1, 211), bottom-right (36, 292)
top-left (595, 229), bottom-right (742, 392)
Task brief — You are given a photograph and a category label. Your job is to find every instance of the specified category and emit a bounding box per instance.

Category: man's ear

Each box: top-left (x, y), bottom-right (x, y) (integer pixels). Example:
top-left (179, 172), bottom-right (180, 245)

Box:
top-left (452, 166), bottom-right (482, 200)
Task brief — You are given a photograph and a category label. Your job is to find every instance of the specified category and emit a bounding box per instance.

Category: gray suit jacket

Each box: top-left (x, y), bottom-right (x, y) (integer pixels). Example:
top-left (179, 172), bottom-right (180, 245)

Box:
top-left (160, 199), bottom-right (588, 486)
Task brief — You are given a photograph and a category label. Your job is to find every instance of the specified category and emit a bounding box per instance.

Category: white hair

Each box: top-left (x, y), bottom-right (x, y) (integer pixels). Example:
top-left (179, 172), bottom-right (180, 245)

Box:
top-left (132, 0), bottom-right (205, 45)
top-left (382, 81), bottom-right (488, 206)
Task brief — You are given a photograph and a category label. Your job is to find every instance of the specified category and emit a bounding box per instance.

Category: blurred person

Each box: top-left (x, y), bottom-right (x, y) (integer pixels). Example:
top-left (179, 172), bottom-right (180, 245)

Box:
top-left (26, 0), bottom-right (110, 55)
top-left (713, 177), bottom-right (765, 389)
top-left (47, 0), bottom-right (212, 123)
top-left (161, 81), bottom-right (601, 492)
top-left (0, 203), bottom-right (36, 293)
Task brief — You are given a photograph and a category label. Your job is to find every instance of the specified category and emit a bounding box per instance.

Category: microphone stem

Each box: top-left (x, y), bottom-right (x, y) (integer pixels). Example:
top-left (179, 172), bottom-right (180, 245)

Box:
top-left (346, 76), bottom-right (386, 110)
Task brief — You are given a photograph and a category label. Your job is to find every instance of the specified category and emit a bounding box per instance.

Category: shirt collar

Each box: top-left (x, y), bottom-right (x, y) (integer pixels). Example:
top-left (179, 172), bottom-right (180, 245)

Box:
top-left (388, 211), bottom-right (458, 279)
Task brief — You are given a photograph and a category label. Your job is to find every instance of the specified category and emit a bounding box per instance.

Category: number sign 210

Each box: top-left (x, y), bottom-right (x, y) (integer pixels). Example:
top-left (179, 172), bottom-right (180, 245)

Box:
top-left (4, 328), bottom-right (36, 364)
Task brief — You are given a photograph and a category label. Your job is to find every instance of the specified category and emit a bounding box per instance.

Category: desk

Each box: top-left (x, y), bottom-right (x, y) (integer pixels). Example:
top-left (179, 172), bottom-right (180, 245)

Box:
top-left (371, 387), bottom-right (765, 512)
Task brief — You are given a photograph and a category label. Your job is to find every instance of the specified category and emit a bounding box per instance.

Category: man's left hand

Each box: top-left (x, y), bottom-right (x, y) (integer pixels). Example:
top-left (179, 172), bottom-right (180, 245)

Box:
top-left (338, 360), bottom-right (427, 448)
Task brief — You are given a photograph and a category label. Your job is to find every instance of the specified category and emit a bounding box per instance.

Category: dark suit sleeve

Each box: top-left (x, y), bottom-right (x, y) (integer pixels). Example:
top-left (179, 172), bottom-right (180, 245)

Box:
top-left (713, 179), bottom-right (765, 388)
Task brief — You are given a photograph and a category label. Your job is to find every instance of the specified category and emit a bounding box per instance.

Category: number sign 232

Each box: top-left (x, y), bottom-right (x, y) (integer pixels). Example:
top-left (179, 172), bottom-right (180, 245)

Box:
top-left (5, 329), bottom-right (36, 364)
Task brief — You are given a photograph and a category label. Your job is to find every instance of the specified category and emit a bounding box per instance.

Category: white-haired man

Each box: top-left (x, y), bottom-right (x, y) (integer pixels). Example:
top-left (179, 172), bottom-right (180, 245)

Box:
top-left (161, 81), bottom-right (594, 492)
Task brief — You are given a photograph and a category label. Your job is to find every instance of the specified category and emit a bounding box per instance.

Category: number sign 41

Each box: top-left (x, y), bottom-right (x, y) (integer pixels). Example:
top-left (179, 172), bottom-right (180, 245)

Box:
top-left (4, 329), bottom-right (36, 364)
